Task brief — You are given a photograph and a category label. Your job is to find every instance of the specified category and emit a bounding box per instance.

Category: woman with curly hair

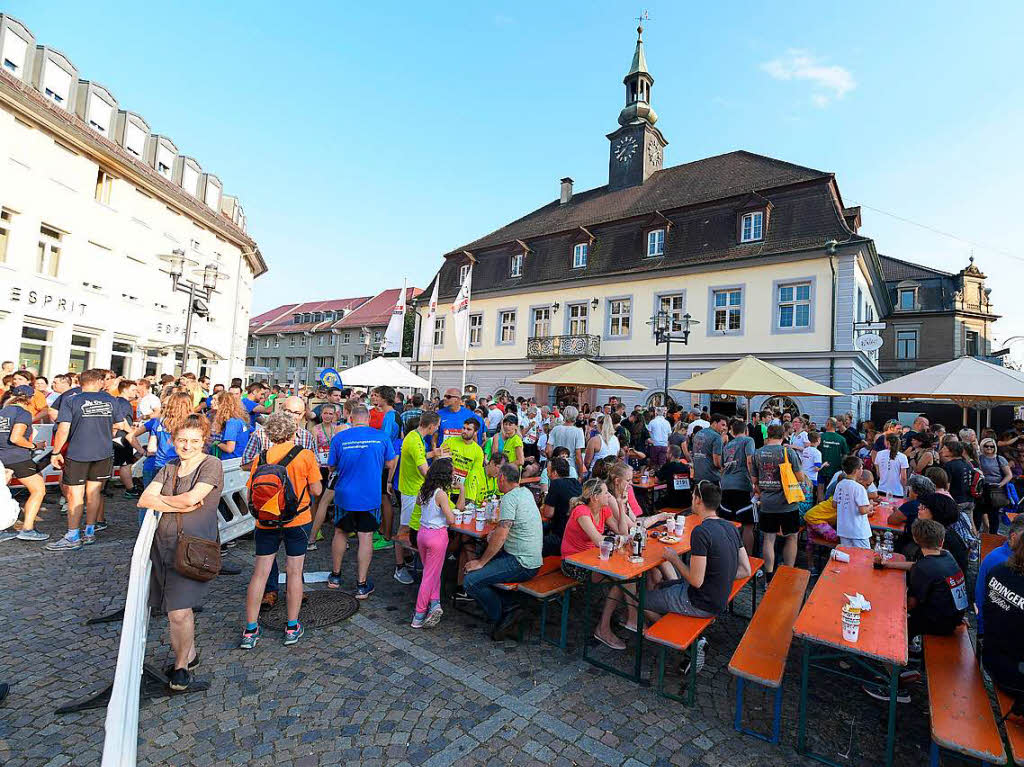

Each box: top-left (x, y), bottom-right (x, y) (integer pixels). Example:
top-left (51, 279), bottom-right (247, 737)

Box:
top-left (208, 391), bottom-right (251, 460)
top-left (128, 392), bottom-right (195, 491)
top-left (411, 458), bottom-right (456, 629)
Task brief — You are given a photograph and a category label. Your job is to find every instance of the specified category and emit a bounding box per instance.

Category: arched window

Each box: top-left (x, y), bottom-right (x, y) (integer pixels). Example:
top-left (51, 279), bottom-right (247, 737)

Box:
top-left (760, 395), bottom-right (801, 417)
top-left (645, 392), bottom-right (676, 409)
top-left (494, 388), bottom-right (512, 402)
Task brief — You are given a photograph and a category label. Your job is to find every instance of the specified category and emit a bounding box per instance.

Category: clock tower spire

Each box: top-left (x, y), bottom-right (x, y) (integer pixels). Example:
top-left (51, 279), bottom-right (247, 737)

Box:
top-left (607, 21), bottom-right (668, 190)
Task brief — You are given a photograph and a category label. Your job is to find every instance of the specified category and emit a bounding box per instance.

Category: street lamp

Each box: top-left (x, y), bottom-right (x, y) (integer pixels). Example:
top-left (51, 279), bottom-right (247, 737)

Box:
top-left (648, 309), bottom-right (698, 407)
top-left (158, 248), bottom-right (228, 376)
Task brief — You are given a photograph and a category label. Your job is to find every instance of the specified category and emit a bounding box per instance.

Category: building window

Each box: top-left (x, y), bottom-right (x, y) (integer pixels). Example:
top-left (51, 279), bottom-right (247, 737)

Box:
top-left (95, 170), bottom-right (113, 204)
top-left (19, 325), bottom-right (52, 376)
top-left (896, 330), bottom-right (918, 360)
top-left (568, 303), bottom-right (588, 335)
top-left (339, 355), bottom-right (349, 367)
top-left (499, 310), bottom-right (516, 344)
top-left (658, 293), bottom-right (685, 332)
top-left (0, 209), bottom-right (11, 263)
top-left (510, 253), bottom-right (523, 278)
top-left (37, 225), bottom-right (63, 277)
top-left (263, 338), bottom-right (270, 348)
top-left (69, 333), bottom-right (96, 373)
top-left (2, 31), bottom-right (28, 77)
top-left (608, 299), bottom-right (631, 337)
top-left (433, 317), bottom-right (445, 347)
top-left (343, 332), bottom-right (351, 344)
top-left (777, 282), bottom-right (811, 329)
top-left (713, 288), bottom-right (743, 332)
top-left (42, 65), bottom-right (72, 107)
top-left (273, 338), bottom-right (279, 348)
top-left (317, 334), bottom-right (325, 345)
top-left (469, 313), bottom-right (483, 346)
top-left (965, 330), bottom-right (980, 357)
top-left (459, 264), bottom-right (470, 285)
top-left (647, 229), bottom-right (665, 257)
top-left (740, 211), bottom-right (764, 243)
top-left (572, 243), bottom-right (588, 269)
top-left (898, 288), bottom-right (916, 311)
top-left (110, 341), bottom-right (133, 377)
top-left (532, 307), bottom-right (551, 338)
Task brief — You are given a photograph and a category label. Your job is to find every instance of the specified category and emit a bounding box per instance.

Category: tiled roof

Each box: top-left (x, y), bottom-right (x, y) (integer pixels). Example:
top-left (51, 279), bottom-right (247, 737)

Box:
top-left (878, 254), bottom-right (952, 282)
top-left (251, 297), bottom-right (371, 334)
top-left (333, 287), bottom-right (423, 329)
top-left (250, 304), bottom-right (297, 330)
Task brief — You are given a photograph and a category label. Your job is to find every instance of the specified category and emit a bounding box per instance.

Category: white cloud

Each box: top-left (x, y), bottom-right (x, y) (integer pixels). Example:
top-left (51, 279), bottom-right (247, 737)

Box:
top-left (761, 49), bottom-right (855, 107)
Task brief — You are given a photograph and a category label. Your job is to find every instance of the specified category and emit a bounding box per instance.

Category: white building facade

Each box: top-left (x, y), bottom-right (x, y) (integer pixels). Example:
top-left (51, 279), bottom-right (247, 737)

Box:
top-left (0, 14), bottom-right (265, 382)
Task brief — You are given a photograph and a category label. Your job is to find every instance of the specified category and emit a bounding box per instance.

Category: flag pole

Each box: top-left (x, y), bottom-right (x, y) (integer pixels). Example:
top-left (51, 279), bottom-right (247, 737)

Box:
top-left (460, 263), bottom-right (472, 394)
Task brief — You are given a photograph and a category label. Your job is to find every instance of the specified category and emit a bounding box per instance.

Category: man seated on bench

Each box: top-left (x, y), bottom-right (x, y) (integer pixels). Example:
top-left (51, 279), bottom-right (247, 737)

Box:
top-left (623, 480), bottom-right (751, 675)
top-left (980, 517), bottom-right (1024, 700)
top-left (654, 445), bottom-right (693, 511)
top-left (976, 515), bottom-right (1024, 660)
top-left (870, 518), bottom-right (968, 702)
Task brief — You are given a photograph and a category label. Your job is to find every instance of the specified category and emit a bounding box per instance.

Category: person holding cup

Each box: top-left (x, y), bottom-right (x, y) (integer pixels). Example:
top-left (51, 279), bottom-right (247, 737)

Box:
top-left (558, 478), bottom-right (628, 650)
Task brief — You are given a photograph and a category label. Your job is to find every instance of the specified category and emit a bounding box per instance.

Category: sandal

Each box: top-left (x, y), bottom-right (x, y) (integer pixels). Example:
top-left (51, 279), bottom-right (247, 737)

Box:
top-left (593, 632), bottom-right (626, 651)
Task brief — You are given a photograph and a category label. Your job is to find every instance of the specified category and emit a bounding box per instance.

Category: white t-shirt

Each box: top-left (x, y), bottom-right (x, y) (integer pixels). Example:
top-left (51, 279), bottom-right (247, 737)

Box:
top-left (549, 424), bottom-right (585, 455)
top-left (686, 418), bottom-right (710, 437)
top-left (834, 477), bottom-right (871, 540)
top-left (800, 446), bottom-right (823, 482)
top-left (874, 450), bottom-right (910, 496)
top-left (791, 431), bottom-right (810, 450)
top-left (137, 392), bottom-right (161, 420)
top-left (485, 408), bottom-right (503, 430)
top-left (648, 417), bottom-right (671, 446)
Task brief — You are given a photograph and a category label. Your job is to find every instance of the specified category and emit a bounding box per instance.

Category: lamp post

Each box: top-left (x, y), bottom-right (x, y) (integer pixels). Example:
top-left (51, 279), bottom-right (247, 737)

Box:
top-left (158, 248), bottom-right (227, 376)
top-left (649, 309), bottom-right (698, 407)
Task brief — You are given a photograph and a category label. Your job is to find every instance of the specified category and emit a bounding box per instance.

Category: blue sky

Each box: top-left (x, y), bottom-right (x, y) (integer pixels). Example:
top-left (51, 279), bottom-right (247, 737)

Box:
top-left (9, 1), bottom-right (1023, 347)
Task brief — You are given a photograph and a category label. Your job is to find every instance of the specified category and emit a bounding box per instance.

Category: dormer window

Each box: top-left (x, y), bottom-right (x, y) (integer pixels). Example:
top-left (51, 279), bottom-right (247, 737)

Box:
top-left (898, 287), bottom-right (917, 311)
top-left (459, 264), bottom-right (470, 285)
top-left (2, 30), bottom-right (27, 78)
top-left (740, 211), bottom-right (764, 243)
top-left (647, 228), bottom-right (665, 257)
top-left (510, 252), bottom-right (523, 278)
top-left (572, 243), bottom-right (588, 269)
top-left (293, 314), bottom-right (302, 324)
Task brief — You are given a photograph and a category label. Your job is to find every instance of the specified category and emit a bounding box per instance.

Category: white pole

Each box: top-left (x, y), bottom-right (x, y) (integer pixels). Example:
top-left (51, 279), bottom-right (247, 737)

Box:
top-left (460, 265), bottom-right (472, 394)
top-left (428, 328), bottom-right (436, 396)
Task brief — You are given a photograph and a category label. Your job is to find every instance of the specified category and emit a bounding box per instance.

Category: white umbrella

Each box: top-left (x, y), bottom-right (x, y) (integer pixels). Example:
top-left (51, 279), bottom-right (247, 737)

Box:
top-left (340, 356), bottom-right (431, 389)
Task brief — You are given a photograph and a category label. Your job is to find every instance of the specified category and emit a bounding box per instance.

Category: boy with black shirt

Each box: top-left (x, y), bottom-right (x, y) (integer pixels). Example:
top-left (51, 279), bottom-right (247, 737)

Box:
top-left (45, 369), bottom-right (119, 551)
top-left (539, 457), bottom-right (582, 555)
top-left (655, 445), bottom-right (692, 510)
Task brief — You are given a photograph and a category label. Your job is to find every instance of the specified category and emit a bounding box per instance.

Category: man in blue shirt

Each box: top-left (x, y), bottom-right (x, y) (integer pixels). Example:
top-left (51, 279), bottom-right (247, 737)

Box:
top-left (326, 403), bottom-right (397, 599)
top-left (241, 382), bottom-right (271, 428)
top-left (434, 388), bottom-right (484, 450)
top-left (976, 515), bottom-right (1024, 638)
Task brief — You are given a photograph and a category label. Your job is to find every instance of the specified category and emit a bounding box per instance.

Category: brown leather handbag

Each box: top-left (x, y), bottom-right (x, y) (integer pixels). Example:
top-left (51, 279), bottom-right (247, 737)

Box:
top-left (167, 459), bottom-right (222, 582)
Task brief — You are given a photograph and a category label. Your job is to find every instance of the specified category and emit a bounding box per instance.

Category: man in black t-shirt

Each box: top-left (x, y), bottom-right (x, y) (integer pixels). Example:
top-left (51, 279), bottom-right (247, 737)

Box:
top-left (940, 441), bottom-right (975, 513)
top-left (982, 559), bottom-right (1024, 695)
top-left (905, 519), bottom-right (968, 637)
top-left (539, 457), bottom-right (582, 556)
top-left (655, 445), bottom-right (692, 510)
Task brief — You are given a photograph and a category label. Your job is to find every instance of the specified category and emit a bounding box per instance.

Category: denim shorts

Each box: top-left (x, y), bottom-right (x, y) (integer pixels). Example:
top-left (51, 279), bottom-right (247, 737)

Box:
top-left (644, 579), bottom-right (716, 618)
top-left (254, 523), bottom-right (311, 557)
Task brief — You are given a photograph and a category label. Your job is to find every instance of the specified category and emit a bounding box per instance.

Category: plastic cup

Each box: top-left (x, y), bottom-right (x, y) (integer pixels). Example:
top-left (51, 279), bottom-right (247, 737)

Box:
top-left (665, 517), bottom-right (676, 535)
top-left (475, 513), bottom-right (485, 532)
top-left (599, 540), bottom-right (613, 560)
top-left (841, 604), bottom-right (861, 642)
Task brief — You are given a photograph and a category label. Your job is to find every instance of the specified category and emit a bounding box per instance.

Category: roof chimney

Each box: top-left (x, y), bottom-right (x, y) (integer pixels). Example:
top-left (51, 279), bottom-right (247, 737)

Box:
top-left (559, 177), bottom-right (574, 205)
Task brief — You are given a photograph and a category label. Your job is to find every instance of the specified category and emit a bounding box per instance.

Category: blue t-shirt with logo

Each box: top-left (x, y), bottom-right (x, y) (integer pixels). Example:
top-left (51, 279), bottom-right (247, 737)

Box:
top-left (57, 390), bottom-right (117, 463)
top-left (143, 418), bottom-right (177, 472)
top-left (0, 405), bottom-right (33, 465)
top-left (212, 417), bottom-right (250, 460)
top-left (328, 425), bottom-right (397, 513)
top-left (241, 397), bottom-right (261, 428)
top-left (435, 406), bottom-right (485, 450)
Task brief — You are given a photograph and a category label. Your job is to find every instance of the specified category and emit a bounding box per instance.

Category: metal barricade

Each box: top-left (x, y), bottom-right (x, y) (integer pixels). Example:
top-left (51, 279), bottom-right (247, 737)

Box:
top-left (217, 458), bottom-right (254, 543)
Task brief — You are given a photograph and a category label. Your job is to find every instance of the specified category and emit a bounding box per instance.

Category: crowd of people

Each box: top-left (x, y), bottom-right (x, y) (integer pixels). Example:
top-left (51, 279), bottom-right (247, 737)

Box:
top-left (2, 366), bottom-right (1023, 707)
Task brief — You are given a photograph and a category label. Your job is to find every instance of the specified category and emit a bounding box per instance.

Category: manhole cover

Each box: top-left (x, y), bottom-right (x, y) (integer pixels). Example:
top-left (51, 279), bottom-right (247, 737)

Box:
top-left (258, 590), bottom-right (359, 631)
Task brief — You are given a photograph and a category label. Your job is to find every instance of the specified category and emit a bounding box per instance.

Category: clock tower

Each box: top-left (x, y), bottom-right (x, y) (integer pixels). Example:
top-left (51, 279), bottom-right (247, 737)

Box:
top-left (607, 23), bottom-right (668, 191)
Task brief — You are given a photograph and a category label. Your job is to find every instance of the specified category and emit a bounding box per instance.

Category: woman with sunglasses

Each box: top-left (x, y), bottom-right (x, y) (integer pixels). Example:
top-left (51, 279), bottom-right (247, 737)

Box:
top-left (977, 437), bottom-right (1012, 533)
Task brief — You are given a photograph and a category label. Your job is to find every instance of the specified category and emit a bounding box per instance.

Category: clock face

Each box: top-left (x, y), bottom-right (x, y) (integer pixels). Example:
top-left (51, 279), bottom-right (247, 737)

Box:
top-left (647, 141), bottom-right (662, 169)
top-left (614, 135), bottom-right (638, 163)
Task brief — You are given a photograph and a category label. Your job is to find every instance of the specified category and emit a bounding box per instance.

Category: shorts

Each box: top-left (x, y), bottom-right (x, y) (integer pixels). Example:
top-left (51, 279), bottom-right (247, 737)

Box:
top-left (758, 509), bottom-right (800, 536)
top-left (400, 493), bottom-right (417, 528)
top-left (5, 460), bottom-right (39, 479)
top-left (254, 523), bottom-right (312, 557)
top-left (335, 508), bottom-right (381, 534)
top-left (62, 457), bottom-right (113, 486)
top-left (719, 490), bottom-right (754, 524)
top-left (319, 466), bottom-right (330, 485)
top-left (113, 441), bottom-right (135, 468)
top-left (839, 537), bottom-right (871, 549)
top-left (644, 579), bottom-right (716, 618)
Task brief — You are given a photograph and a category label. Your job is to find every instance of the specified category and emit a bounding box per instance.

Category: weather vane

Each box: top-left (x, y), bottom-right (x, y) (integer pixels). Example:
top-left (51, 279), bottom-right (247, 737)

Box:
top-left (635, 9), bottom-right (650, 30)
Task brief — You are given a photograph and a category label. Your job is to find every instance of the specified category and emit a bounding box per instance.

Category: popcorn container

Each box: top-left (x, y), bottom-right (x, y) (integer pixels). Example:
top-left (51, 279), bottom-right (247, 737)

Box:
top-left (841, 604), bottom-right (861, 643)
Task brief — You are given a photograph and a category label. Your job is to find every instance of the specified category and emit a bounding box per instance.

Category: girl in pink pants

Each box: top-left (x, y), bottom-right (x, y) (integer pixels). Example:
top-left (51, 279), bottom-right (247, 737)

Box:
top-left (412, 459), bottom-right (456, 629)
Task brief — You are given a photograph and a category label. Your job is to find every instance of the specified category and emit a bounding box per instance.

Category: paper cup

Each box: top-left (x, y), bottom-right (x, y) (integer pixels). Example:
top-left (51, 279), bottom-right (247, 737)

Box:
top-left (830, 549), bottom-right (850, 563)
top-left (841, 604), bottom-right (861, 642)
top-left (665, 518), bottom-right (676, 535)
top-left (475, 513), bottom-right (485, 532)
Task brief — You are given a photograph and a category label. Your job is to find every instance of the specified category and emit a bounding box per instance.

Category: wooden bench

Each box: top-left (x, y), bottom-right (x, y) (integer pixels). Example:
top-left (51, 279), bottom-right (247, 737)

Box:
top-left (728, 565), bottom-right (809, 744)
top-left (924, 625), bottom-right (1007, 766)
top-left (996, 688), bottom-right (1024, 766)
top-left (982, 532), bottom-right (1007, 563)
top-left (496, 556), bottom-right (577, 649)
top-left (644, 557), bottom-right (764, 705)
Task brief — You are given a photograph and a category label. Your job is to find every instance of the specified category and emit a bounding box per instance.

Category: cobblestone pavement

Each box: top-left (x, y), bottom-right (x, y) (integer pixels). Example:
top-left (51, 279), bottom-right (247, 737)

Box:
top-left (0, 492), bottom-right (981, 766)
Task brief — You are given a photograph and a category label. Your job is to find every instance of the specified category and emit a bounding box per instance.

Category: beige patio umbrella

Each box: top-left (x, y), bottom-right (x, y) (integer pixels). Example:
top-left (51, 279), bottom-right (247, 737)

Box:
top-left (518, 358), bottom-right (646, 390)
top-left (669, 355), bottom-right (842, 416)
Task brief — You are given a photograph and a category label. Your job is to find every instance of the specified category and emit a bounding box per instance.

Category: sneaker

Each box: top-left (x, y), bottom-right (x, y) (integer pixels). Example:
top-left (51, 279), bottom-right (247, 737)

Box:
top-left (411, 612), bottom-right (426, 629)
top-left (123, 489), bottom-right (141, 499)
top-left (239, 627), bottom-right (261, 650)
top-left (355, 579), bottom-right (375, 600)
top-left (327, 572), bottom-right (342, 589)
top-left (393, 566), bottom-right (414, 585)
top-left (168, 667), bottom-right (193, 691)
top-left (259, 592), bottom-right (278, 613)
top-left (82, 533), bottom-right (96, 545)
top-left (0, 531), bottom-right (19, 543)
top-left (679, 637), bottom-right (708, 676)
top-left (283, 622), bottom-right (304, 646)
top-left (862, 682), bottom-right (911, 704)
top-left (909, 635), bottom-right (923, 657)
top-left (45, 534), bottom-right (82, 552)
top-left (899, 669), bottom-right (921, 684)
top-left (306, 542), bottom-right (317, 552)
top-left (423, 605), bottom-right (444, 628)
top-left (94, 522), bottom-right (109, 532)
top-left (164, 651), bottom-right (201, 677)
top-left (17, 529), bottom-right (50, 542)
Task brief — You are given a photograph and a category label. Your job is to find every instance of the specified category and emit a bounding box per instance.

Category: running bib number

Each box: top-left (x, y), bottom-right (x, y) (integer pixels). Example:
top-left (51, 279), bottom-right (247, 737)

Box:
top-left (673, 475), bottom-right (690, 491)
top-left (948, 572), bottom-right (968, 611)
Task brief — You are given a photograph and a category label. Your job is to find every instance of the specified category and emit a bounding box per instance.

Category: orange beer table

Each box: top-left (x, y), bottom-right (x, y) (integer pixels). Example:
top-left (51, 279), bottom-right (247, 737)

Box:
top-left (794, 546), bottom-right (907, 767)
top-left (868, 501), bottom-right (906, 533)
top-left (565, 515), bottom-right (742, 683)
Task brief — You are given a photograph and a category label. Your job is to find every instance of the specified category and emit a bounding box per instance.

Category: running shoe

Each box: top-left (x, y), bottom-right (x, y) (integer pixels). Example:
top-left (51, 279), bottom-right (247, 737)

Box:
top-left (679, 637), bottom-right (708, 676)
top-left (17, 529), bottom-right (50, 542)
top-left (94, 522), bottom-right (109, 532)
top-left (0, 531), bottom-right (19, 543)
top-left (239, 627), bottom-right (261, 650)
top-left (82, 533), bottom-right (96, 545)
top-left (327, 572), bottom-right (341, 589)
top-left (411, 612), bottom-right (426, 629)
top-left (306, 542), bottom-right (317, 551)
top-left (862, 683), bottom-right (911, 704)
top-left (283, 622), bottom-right (304, 646)
top-left (355, 579), bottom-right (375, 600)
top-left (45, 535), bottom-right (82, 552)
top-left (393, 566), bottom-right (414, 585)
top-left (424, 605), bottom-right (444, 628)
top-left (123, 489), bottom-right (141, 499)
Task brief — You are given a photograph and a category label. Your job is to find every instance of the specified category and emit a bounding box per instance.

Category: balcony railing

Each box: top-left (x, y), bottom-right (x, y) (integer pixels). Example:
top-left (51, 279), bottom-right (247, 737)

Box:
top-left (526, 334), bottom-right (600, 359)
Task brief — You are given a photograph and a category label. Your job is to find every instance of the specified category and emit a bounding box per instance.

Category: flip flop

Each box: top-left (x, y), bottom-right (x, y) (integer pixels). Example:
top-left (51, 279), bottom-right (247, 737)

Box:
top-left (592, 632), bottom-right (626, 651)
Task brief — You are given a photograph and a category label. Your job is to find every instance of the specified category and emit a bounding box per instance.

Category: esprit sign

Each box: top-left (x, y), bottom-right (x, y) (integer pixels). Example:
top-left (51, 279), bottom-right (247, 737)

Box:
top-left (7, 285), bottom-right (88, 316)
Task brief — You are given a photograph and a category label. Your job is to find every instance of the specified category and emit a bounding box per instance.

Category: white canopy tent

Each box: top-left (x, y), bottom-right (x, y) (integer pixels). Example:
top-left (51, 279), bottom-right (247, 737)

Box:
top-left (340, 356), bottom-right (431, 389)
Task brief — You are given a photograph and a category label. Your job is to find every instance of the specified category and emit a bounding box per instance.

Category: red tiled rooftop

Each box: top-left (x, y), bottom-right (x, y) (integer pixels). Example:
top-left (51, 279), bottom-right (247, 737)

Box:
top-left (333, 287), bottom-right (422, 329)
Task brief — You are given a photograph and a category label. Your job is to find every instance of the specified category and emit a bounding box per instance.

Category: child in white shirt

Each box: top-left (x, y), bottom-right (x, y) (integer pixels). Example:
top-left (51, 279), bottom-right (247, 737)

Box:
top-left (800, 431), bottom-right (823, 486)
top-left (834, 454), bottom-right (872, 548)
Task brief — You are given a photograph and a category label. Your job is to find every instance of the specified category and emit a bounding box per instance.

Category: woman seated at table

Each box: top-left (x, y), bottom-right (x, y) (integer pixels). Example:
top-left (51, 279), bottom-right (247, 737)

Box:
top-left (980, 521), bottom-right (1024, 698)
top-left (914, 492), bottom-right (970, 575)
top-left (559, 478), bottom-right (629, 650)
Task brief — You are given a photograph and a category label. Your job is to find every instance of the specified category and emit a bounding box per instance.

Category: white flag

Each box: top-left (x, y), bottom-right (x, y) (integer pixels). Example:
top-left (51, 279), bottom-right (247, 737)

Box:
top-left (419, 278), bottom-right (439, 358)
top-left (452, 266), bottom-right (472, 352)
top-left (381, 281), bottom-right (407, 354)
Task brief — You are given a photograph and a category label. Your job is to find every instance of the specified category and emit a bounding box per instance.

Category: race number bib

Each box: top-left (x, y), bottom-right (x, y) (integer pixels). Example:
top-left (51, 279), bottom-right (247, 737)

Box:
top-left (453, 469), bottom-right (467, 487)
top-left (947, 572), bottom-right (968, 611)
top-left (673, 474), bottom-right (691, 491)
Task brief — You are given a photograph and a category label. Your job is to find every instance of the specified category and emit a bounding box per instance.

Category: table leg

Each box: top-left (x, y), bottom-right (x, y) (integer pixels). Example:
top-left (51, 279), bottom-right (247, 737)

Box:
top-left (580, 575), bottom-right (592, 663)
top-left (885, 664), bottom-right (899, 767)
top-left (633, 576), bottom-right (646, 682)
top-left (797, 642), bottom-right (810, 755)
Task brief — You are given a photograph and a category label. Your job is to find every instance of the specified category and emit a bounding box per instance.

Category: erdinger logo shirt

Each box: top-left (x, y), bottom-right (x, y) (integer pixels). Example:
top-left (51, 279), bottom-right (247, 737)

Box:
top-left (57, 391), bottom-right (117, 462)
